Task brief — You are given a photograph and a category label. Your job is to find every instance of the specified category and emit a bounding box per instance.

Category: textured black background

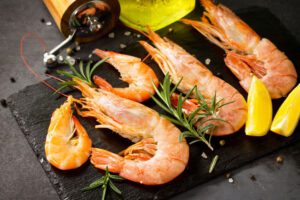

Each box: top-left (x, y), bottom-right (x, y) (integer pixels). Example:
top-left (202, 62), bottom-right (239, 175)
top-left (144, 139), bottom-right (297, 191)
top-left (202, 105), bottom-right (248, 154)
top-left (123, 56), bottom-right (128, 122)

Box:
top-left (1, 0), bottom-right (300, 200)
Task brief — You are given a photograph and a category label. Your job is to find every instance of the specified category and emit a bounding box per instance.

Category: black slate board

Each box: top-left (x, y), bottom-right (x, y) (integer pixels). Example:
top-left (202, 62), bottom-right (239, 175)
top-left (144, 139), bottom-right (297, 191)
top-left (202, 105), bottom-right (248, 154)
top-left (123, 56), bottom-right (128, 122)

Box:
top-left (7, 6), bottom-right (300, 200)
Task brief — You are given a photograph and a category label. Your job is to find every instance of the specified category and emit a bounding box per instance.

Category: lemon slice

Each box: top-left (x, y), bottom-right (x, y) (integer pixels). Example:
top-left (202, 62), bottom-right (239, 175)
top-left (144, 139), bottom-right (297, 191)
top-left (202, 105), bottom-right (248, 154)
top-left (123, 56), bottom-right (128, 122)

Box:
top-left (245, 76), bottom-right (272, 136)
top-left (271, 84), bottom-right (300, 137)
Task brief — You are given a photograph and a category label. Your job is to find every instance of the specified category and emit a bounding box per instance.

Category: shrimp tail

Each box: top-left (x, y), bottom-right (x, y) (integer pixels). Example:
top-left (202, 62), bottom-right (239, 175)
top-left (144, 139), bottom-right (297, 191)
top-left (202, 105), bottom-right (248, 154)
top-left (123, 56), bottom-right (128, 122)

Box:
top-left (91, 148), bottom-right (124, 173)
top-left (72, 115), bottom-right (89, 138)
top-left (171, 93), bottom-right (199, 114)
top-left (120, 138), bottom-right (157, 161)
top-left (93, 75), bottom-right (113, 91)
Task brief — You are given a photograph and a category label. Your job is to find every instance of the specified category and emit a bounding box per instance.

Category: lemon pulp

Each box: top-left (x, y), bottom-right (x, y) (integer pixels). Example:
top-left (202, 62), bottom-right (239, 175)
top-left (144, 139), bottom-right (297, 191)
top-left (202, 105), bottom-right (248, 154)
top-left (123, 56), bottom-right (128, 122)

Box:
top-left (245, 76), bottom-right (272, 136)
top-left (271, 84), bottom-right (300, 137)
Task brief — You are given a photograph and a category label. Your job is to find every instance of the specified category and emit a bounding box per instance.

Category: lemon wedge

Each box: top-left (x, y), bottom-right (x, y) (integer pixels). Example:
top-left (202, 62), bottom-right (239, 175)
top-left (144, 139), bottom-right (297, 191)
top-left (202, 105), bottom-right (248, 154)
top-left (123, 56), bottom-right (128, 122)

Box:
top-left (271, 84), bottom-right (300, 137)
top-left (245, 76), bottom-right (272, 136)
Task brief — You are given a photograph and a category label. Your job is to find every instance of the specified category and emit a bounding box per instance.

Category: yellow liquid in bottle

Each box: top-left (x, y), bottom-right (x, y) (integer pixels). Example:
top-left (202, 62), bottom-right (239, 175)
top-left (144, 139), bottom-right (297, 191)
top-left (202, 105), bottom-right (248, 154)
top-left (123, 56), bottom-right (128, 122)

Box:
top-left (119, 0), bottom-right (195, 31)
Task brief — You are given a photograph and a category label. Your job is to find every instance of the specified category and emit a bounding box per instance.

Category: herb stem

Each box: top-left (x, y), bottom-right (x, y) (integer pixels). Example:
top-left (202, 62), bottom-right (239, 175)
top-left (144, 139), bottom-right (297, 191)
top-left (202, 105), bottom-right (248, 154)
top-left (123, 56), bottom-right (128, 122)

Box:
top-left (151, 73), bottom-right (231, 151)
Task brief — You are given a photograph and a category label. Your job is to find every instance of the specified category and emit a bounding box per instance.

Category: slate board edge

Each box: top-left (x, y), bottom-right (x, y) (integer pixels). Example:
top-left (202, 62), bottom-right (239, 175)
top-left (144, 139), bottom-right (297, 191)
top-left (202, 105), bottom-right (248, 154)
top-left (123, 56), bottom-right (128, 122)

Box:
top-left (6, 80), bottom-right (300, 200)
top-left (6, 89), bottom-right (66, 199)
top-left (7, 5), bottom-right (300, 199)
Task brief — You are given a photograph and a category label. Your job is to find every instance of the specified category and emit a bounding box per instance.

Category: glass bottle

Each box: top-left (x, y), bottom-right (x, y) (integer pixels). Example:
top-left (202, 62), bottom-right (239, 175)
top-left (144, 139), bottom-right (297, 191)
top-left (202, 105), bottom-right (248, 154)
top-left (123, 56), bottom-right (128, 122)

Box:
top-left (118, 0), bottom-right (195, 31)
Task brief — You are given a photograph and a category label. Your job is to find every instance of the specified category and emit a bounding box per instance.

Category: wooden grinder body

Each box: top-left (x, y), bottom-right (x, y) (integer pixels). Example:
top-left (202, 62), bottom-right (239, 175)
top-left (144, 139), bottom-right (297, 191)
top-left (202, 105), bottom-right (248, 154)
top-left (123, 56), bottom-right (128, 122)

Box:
top-left (43, 0), bottom-right (120, 43)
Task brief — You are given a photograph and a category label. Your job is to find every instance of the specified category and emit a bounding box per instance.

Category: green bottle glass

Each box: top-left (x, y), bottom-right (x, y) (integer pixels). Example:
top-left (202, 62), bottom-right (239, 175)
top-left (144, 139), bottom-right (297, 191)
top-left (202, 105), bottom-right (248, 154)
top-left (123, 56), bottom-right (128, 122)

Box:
top-left (118, 0), bottom-right (195, 31)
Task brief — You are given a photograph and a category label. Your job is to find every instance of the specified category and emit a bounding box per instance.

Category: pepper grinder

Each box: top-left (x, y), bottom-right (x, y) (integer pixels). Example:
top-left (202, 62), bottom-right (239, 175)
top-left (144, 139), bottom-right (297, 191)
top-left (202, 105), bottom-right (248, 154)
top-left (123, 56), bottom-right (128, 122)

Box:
top-left (43, 0), bottom-right (120, 67)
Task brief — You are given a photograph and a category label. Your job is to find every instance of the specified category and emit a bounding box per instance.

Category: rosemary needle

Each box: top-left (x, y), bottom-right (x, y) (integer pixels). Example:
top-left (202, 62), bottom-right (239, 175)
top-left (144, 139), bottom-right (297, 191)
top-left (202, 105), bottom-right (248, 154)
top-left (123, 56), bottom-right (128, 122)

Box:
top-left (209, 155), bottom-right (219, 173)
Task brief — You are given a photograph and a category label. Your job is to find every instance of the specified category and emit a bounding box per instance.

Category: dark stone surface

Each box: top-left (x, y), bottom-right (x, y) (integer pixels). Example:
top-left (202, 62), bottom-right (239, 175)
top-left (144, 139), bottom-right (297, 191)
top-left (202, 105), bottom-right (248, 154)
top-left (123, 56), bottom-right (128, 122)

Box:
top-left (1, 0), bottom-right (300, 200)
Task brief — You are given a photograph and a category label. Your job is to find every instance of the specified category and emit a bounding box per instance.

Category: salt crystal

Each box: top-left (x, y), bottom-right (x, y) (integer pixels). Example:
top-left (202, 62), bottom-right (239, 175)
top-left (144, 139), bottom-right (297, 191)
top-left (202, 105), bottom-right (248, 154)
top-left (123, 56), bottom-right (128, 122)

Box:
top-left (228, 178), bottom-right (234, 183)
top-left (124, 31), bottom-right (131, 36)
top-left (45, 21), bottom-right (52, 26)
top-left (75, 45), bottom-right (81, 51)
top-left (201, 152), bottom-right (208, 159)
top-left (120, 44), bottom-right (127, 49)
top-left (108, 32), bottom-right (115, 38)
top-left (205, 58), bottom-right (211, 65)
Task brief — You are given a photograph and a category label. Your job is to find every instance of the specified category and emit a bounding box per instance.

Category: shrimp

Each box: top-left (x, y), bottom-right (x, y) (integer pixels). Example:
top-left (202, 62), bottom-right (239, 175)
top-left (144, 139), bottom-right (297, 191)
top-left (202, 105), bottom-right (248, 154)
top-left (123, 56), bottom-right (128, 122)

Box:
top-left (139, 28), bottom-right (247, 136)
top-left (181, 0), bottom-right (298, 99)
top-left (93, 49), bottom-right (159, 102)
top-left (45, 96), bottom-right (92, 170)
top-left (72, 78), bottom-right (189, 185)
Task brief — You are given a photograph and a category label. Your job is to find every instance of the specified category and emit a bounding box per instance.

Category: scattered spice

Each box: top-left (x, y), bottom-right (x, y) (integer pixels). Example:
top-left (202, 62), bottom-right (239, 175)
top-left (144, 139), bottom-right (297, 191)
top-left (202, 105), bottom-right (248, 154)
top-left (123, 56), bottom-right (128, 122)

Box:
top-left (205, 58), bottom-right (211, 65)
top-left (1, 99), bottom-right (7, 108)
top-left (201, 152), bottom-right (208, 159)
top-left (40, 18), bottom-right (45, 23)
top-left (10, 77), bottom-right (16, 83)
top-left (228, 177), bottom-right (234, 183)
top-left (120, 44), bottom-right (127, 49)
top-left (276, 155), bottom-right (284, 163)
top-left (209, 155), bottom-right (219, 173)
top-left (45, 21), bottom-right (52, 26)
top-left (108, 32), bottom-right (115, 38)
top-left (65, 56), bottom-right (76, 65)
top-left (225, 173), bottom-right (231, 179)
top-left (57, 55), bottom-right (64, 64)
top-left (250, 175), bottom-right (256, 181)
top-left (219, 139), bottom-right (226, 146)
top-left (66, 48), bottom-right (73, 56)
top-left (124, 31), bottom-right (131, 36)
top-left (75, 45), bottom-right (81, 52)
top-left (216, 72), bottom-right (223, 79)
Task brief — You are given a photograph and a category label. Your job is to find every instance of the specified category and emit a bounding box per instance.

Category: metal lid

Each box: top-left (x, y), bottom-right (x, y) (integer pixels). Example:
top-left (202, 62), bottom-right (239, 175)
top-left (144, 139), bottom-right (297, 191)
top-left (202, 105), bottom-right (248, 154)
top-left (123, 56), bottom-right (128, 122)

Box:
top-left (61, 0), bottom-right (120, 43)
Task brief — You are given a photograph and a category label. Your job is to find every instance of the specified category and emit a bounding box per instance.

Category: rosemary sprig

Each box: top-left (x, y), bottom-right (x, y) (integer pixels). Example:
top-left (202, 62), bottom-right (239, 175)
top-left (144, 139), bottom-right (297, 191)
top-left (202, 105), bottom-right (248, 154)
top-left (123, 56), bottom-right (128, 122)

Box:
top-left (151, 73), bottom-right (232, 151)
top-left (82, 167), bottom-right (123, 200)
top-left (57, 57), bottom-right (109, 89)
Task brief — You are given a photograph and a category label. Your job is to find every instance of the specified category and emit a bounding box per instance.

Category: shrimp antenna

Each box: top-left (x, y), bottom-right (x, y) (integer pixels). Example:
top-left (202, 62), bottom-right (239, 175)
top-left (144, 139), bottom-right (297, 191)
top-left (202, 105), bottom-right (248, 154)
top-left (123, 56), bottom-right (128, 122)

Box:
top-left (20, 32), bottom-right (68, 98)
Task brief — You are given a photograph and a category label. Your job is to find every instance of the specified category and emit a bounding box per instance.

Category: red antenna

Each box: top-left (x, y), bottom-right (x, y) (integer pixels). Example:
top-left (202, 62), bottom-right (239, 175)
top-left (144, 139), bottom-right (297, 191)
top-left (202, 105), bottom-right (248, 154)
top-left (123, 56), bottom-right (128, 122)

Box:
top-left (20, 32), bottom-right (68, 98)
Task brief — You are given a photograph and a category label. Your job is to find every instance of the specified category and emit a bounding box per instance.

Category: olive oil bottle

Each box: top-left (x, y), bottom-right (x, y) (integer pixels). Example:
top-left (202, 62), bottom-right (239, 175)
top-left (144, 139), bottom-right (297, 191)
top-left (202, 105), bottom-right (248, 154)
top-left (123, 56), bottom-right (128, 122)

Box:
top-left (119, 0), bottom-right (195, 31)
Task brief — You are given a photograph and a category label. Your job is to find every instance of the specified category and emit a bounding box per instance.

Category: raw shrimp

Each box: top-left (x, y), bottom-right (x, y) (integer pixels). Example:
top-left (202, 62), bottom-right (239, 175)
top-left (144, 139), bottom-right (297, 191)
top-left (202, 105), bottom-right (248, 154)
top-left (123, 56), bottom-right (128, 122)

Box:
top-left (93, 49), bottom-right (159, 102)
top-left (139, 28), bottom-right (247, 136)
top-left (45, 96), bottom-right (92, 170)
top-left (181, 0), bottom-right (297, 99)
top-left (73, 78), bottom-right (189, 185)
